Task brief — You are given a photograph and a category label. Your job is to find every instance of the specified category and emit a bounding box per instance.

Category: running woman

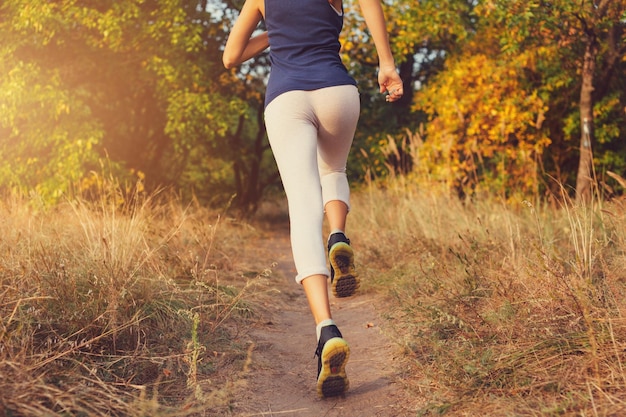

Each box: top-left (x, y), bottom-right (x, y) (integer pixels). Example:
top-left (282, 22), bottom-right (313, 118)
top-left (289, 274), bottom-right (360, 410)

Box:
top-left (223, 0), bottom-right (403, 398)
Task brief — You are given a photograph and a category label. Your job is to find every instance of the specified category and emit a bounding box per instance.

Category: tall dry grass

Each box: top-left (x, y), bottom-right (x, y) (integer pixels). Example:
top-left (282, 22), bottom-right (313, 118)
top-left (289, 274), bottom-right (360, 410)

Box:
top-left (4, 158), bottom-right (626, 416)
top-left (0, 184), bottom-right (268, 416)
top-left (350, 177), bottom-right (626, 416)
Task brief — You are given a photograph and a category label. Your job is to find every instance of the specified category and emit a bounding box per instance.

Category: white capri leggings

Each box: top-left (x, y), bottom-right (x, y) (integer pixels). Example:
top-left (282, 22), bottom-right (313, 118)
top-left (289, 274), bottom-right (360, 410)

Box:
top-left (264, 85), bottom-right (360, 283)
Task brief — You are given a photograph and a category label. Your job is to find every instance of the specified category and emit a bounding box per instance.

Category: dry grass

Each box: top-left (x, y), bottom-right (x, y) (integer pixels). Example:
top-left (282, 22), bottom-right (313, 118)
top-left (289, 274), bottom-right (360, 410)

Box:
top-left (0, 184), bottom-right (272, 416)
top-left (5, 169), bottom-right (626, 416)
top-left (350, 178), bottom-right (626, 416)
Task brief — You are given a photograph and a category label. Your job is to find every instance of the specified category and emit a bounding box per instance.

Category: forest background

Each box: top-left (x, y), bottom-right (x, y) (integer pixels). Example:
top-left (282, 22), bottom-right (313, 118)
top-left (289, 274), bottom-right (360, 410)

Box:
top-left (2, 0), bottom-right (626, 210)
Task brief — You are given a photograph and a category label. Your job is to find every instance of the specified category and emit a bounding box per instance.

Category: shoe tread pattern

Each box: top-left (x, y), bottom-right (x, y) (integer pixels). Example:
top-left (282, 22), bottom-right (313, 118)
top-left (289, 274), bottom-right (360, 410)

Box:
top-left (317, 337), bottom-right (350, 398)
top-left (329, 242), bottom-right (360, 298)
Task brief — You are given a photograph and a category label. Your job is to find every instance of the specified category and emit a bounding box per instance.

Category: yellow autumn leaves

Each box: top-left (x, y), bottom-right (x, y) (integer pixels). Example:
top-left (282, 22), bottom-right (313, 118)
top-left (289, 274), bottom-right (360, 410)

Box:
top-left (415, 53), bottom-right (551, 195)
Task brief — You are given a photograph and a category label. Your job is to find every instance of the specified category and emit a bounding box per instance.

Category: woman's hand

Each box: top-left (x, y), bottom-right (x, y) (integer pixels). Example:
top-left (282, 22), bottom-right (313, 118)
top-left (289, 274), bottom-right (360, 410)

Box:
top-left (357, 0), bottom-right (403, 103)
top-left (378, 65), bottom-right (403, 103)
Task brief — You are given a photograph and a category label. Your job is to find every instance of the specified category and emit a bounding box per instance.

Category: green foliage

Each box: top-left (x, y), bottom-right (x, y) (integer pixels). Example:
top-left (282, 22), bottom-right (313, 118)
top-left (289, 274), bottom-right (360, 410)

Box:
top-left (0, 0), bottom-right (274, 212)
top-left (406, 0), bottom-right (626, 198)
top-left (2, 0), bottom-right (626, 209)
top-left (488, 0), bottom-right (626, 194)
top-left (0, 56), bottom-right (103, 201)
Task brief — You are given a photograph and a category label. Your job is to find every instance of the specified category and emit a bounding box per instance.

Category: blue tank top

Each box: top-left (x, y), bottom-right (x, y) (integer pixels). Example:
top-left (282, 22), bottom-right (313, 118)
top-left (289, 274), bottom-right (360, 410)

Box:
top-left (264, 0), bottom-right (357, 107)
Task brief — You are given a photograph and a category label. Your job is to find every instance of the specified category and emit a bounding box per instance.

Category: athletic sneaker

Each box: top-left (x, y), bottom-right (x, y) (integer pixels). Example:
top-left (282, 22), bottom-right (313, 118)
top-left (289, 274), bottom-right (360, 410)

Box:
top-left (327, 232), bottom-right (360, 298)
top-left (315, 324), bottom-right (350, 398)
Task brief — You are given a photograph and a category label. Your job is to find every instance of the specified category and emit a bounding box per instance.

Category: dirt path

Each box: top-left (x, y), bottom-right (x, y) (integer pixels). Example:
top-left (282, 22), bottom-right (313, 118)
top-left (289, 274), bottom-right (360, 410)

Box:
top-left (230, 228), bottom-right (407, 416)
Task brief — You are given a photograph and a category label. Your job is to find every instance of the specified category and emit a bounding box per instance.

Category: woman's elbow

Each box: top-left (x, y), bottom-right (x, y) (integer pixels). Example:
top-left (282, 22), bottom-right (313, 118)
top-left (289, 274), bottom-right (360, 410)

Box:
top-left (222, 46), bottom-right (241, 69)
top-left (222, 54), bottom-right (237, 69)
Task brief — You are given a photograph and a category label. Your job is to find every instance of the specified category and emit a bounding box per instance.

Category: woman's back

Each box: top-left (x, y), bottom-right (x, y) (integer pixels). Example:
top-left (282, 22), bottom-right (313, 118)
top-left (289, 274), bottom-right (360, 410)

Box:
top-left (264, 0), bottom-right (356, 107)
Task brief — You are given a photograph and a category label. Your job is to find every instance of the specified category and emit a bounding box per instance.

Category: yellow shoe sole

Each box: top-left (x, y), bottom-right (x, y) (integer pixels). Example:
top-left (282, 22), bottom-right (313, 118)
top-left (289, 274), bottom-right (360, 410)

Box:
top-left (317, 337), bottom-right (350, 398)
top-left (329, 242), bottom-right (360, 298)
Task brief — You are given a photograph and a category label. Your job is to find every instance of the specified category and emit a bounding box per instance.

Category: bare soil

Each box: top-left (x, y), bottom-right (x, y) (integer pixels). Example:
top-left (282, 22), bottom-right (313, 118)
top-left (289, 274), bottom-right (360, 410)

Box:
top-left (229, 224), bottom-right (411, 416)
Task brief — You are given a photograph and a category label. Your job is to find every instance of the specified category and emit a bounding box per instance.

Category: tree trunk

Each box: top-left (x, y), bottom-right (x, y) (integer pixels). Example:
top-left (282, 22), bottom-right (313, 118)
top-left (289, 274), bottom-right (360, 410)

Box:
top-left (575, 36), bottom-right (597, 204)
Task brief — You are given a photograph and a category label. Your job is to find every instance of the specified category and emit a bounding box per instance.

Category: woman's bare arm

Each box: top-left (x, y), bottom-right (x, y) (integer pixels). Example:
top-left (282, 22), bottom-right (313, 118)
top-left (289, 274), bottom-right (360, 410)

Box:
top-left (357, 0), bottom-right (403, 101)
top-left (222, 0), bottom-right (269, 69)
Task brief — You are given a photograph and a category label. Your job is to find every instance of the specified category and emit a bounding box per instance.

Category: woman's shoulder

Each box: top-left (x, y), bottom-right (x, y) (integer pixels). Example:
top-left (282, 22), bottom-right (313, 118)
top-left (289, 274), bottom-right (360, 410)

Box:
top-left (243, 0), bottom-right (265, 18)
